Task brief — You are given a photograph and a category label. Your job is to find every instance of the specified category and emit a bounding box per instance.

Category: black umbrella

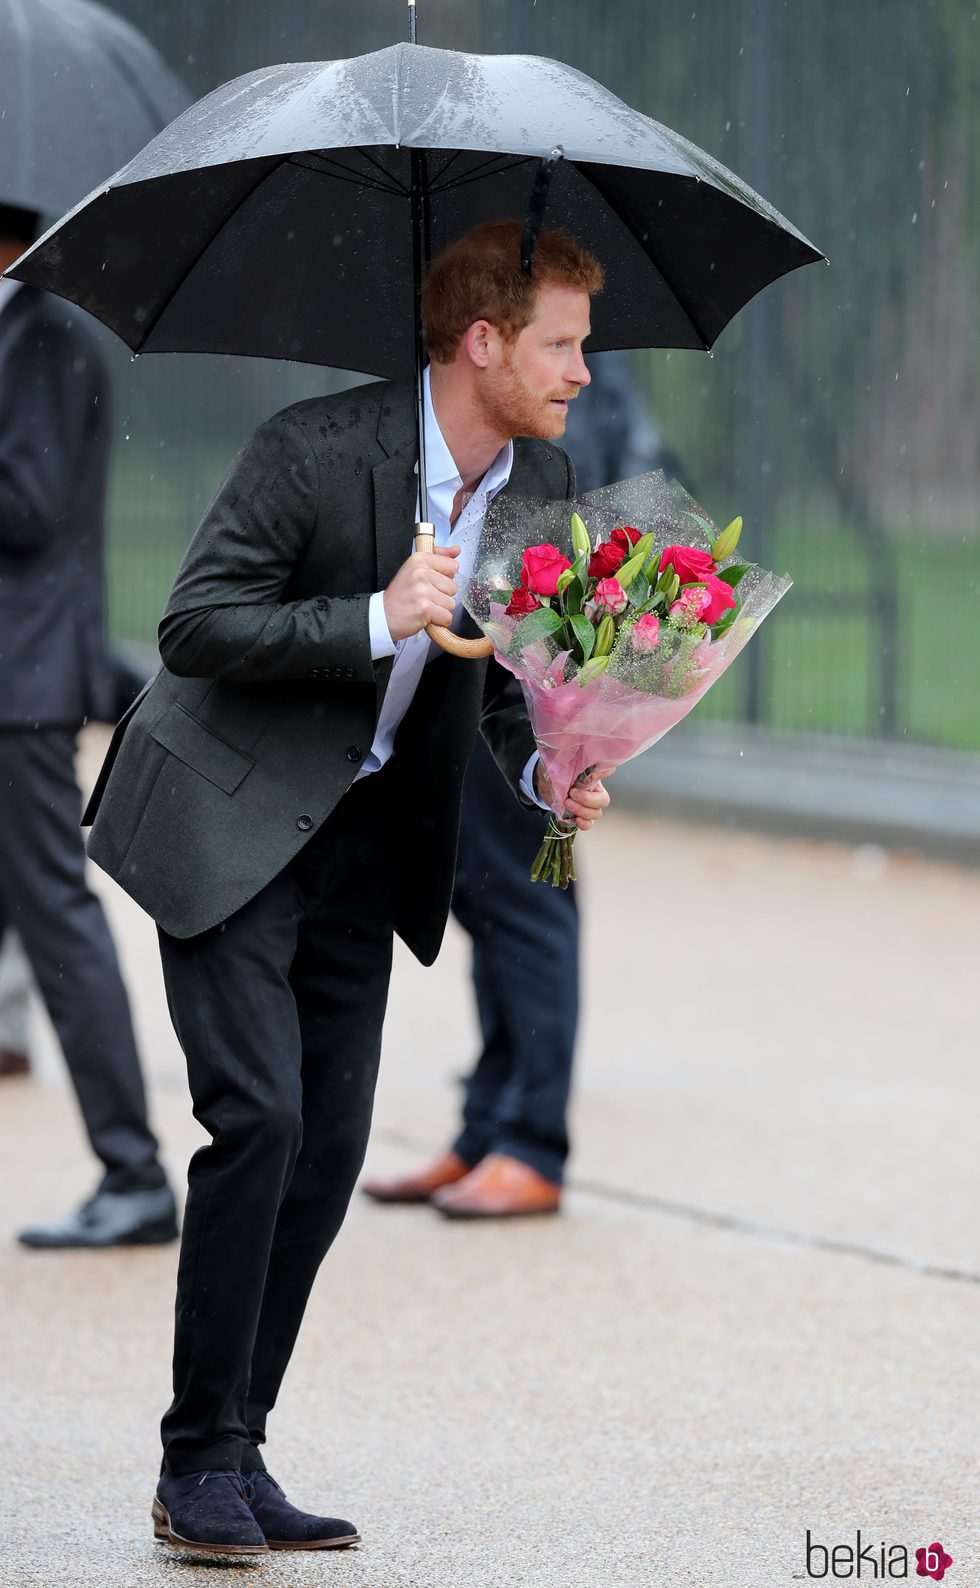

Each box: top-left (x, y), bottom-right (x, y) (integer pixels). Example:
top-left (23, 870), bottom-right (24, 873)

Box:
top-left (0, 0), bottom-right (188, 218)
top-left (9, 11), bottom-right (823, 656)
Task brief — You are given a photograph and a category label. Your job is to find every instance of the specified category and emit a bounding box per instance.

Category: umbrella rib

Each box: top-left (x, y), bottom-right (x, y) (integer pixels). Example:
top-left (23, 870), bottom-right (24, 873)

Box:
top-left (426, 149), bottom-right (464, 187)
top-left (356, 147), bottom-right (410, 195)
top-left (290, 152), bottom-right (405, 197)
top-left (430, 155), bottom-right (534, 196)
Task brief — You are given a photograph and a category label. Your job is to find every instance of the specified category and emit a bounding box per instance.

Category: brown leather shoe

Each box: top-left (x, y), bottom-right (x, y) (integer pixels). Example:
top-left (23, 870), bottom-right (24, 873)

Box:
top-left (432, 1154), bottom-right (561, 1219)
top-left (0, 1046), bottom-right (31, 1078)
top-left (361, 1151), bottom-right (471, 1204)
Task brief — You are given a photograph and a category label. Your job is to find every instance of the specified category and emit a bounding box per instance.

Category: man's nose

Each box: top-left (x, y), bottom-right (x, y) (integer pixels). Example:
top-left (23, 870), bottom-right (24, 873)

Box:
top-left (571, 350), bottom-right (591, 387)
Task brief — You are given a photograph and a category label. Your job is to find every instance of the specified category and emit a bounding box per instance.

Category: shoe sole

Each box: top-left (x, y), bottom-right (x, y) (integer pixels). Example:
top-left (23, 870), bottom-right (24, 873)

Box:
top-left (151, 1498), bottom-right (268, 1556)
top-left (266, 1533), bottom-right (362, 1550)
top-left (435, 1203), bottom-right (561, 1220)
top-left (19, 1220), bottom-right (179, 1249)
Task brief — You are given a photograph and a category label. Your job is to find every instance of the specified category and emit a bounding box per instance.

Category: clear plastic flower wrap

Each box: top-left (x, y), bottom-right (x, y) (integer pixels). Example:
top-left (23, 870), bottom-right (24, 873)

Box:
top-left (459, 470), bottom-right (792, 884)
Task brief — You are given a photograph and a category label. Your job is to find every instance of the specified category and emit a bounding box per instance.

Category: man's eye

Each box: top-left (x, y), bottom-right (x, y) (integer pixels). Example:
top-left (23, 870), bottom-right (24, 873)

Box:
top-left (553, 340), bottom-right (566, 349)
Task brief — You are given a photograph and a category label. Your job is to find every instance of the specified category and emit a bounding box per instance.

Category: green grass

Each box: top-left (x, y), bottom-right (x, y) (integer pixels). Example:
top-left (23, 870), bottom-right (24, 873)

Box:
top-left (106, 476), bottom-right (980, 754)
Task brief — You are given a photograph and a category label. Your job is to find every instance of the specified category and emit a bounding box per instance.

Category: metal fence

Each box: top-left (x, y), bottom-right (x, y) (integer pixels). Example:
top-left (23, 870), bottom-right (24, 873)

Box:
top-left (101, 0), bottom-right (979, 752)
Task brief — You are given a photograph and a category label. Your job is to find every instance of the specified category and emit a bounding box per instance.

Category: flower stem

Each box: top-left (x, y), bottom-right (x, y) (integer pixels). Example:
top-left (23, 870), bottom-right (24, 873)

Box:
top-left (530, 817), bottom-right (577, 889)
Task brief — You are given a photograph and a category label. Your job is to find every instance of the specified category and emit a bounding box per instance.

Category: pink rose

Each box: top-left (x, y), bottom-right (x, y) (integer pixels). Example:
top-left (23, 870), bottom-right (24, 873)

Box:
top-left (669, 586), bottom-right (712, 625)
top-left (659, 544), bottom-right (716, 584)
top-left (699, 573), bottom-right (737, 625)
top-left (594, 577), bottom-right (627, 615)
top-left (588, 541), bottom-right (626, 579)
top-left (630, 613), bottom-right (661, 652)
top-left (505, 586), bottom-right (542, 617)
top-left (520, 543), bottom-right (572, 596)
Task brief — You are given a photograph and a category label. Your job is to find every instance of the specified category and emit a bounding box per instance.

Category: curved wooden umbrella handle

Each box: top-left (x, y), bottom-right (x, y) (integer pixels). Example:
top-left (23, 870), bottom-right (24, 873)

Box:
top-left (415, 525), bottom-right (493, 659)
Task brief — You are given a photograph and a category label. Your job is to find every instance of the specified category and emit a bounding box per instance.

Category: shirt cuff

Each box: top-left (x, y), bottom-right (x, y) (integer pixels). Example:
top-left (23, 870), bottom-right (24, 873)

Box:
top-left (368, 591), bottom-right (399, 660)
top-left (520, 751), bottom-right (551, 811)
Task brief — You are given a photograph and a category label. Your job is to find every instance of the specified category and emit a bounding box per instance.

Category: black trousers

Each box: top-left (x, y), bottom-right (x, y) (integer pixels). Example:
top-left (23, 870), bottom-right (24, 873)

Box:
top-left (157, 772), bottom-right (394, 1476)
top-left (450, 738), bottom-right (579, 1186)
top-left (0, 729), bottom-right (164, 1193)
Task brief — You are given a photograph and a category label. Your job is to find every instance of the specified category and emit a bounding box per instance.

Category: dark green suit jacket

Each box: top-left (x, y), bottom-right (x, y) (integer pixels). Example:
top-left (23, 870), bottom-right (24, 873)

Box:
top-left (84, 379), bottom-right (573, 963)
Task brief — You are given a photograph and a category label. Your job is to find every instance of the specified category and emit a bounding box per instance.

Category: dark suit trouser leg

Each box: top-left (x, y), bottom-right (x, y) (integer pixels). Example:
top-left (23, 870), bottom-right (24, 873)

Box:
top-left (0, 729), bottom-right (164, 1192)
top-left (450, 738), bottom-right (579, 1187)
top-left (157, 782), bottom-right (393, 1476)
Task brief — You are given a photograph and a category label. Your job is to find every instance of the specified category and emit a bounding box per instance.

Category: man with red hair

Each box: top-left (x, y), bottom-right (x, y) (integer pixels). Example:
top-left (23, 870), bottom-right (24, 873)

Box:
top-left (85, 219), bottom-right (611, 1555)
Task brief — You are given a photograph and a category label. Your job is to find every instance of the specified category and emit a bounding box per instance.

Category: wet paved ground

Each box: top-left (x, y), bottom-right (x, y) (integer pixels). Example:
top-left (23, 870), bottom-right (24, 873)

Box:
top-left (2, 729), bottom-right (977, 1585)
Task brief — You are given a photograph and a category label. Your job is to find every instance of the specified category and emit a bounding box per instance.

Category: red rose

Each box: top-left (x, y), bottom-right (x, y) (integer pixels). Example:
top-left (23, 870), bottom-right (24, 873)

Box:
top-left (611, 525), bottom-right (643, 553)
top-left (699, 573), bottom-right (738, 625)
top-left (520, 542), bottom-right (572, 596)
top-left (505, 586), bottom-right (542, 617)
top-left (588, 540), bottom-right (626, 579)
top-left (659, 544), bottom-right (716, 583)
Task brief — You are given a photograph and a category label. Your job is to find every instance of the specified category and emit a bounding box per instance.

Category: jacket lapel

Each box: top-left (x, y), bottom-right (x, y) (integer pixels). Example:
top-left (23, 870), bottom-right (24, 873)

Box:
top-left (371, 383), bottom-right (417, 713)
top-left (372, 381), bottom-right (418, 592)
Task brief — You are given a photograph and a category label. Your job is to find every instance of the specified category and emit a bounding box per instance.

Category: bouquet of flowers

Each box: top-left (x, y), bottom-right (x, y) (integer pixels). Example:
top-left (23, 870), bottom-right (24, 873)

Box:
top-left (460, 470), bottom-right (792, 886)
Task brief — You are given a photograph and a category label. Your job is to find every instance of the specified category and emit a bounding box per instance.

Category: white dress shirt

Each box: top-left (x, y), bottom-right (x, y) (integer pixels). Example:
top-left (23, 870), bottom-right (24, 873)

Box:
top-left (355, 366), bottom-right (544, 805)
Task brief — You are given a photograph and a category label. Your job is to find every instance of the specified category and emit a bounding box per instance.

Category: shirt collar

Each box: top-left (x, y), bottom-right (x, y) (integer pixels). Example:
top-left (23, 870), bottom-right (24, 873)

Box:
top-left (422, 364), bottom-right (514, 499)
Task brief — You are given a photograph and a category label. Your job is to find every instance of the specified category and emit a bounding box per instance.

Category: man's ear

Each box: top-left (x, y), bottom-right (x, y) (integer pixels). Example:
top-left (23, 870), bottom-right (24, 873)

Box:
top-left (462, 319), bottom-right (494, 369)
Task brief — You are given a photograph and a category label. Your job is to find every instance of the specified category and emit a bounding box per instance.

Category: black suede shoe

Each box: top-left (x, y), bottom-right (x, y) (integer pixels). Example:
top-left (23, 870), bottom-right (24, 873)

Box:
top-left (244, 1470), bottom-right (360, 1551)
top-left (153, 1469), bottom-right (268, 1556)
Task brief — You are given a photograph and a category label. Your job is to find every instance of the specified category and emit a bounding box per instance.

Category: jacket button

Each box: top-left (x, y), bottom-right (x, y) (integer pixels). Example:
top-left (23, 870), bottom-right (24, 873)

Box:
top-left (296, 814), bottom-right (314, 831)
top-left (346, 745), bottom-right (362, 763)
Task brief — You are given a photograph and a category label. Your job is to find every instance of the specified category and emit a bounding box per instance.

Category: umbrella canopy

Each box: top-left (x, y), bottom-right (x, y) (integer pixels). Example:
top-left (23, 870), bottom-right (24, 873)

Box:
top-left (0, 0), bottom-right (188, 218)
top-left (9, 42), bottom-right (824, 373)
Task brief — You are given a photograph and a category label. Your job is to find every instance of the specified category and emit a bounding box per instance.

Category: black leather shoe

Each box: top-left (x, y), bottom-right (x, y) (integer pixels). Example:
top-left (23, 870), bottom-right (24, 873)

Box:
top-left (153, 1470), bottom-right (268, 1556)
top-left (244, 1470), bottom-right (360, 1550)
top-left (18, 1186), bottom-right (179, 1249)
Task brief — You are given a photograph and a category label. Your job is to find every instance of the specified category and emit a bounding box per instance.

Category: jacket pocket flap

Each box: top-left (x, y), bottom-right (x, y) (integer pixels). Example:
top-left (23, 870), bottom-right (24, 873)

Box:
top-left (150, 704), bottom-right (254, 795)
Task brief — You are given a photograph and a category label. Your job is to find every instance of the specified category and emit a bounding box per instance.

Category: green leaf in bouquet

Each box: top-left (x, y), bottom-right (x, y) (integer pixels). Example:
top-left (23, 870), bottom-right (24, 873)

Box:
top-left (569, 612), bottom-right (595, 662)
top-left (593, 613), bottom-right (615, 656)
top-left (714, 562), bottom-right (754, 590)
top-left (564, 573), bottom-right (584, 617)
top-left (513, 606), bottom-right (564, 647)
top-left (571, 549), bottom-right (590, 587)
top-left (654, 565), bottom-right (675, 595)
top-left (555, 568), bottom-right (576, 596)
top-left (684, 509), bottom-right (717, 539)
top-left (570, 511), bottom-right (592, 562)
top-left (577, 654), bottom-right (612, 687)
top-left (625, 570), bottom-right (651, 609)
top-left (616, 531), bottom-right (655, 589)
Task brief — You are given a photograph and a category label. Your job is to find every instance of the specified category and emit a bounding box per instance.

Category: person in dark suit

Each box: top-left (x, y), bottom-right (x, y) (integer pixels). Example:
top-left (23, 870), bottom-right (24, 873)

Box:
top-left (0, 203), bottom-right (176, 1247)
top-left (363, 350), bottom-right (670, 1218)
top-left (81, 220), bottom-right (612, 1557)
top-left (0, 646), bottom-right (153, 1080)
